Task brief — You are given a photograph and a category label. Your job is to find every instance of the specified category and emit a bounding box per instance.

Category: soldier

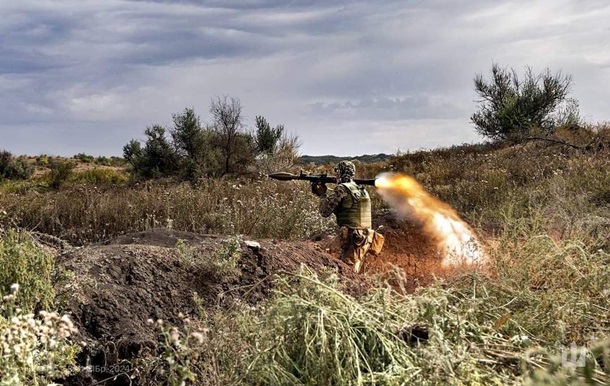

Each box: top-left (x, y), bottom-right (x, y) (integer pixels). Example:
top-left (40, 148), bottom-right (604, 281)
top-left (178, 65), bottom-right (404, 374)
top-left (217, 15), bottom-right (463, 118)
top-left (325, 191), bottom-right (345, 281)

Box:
top-left (311, 161), bottom-right (384, 273)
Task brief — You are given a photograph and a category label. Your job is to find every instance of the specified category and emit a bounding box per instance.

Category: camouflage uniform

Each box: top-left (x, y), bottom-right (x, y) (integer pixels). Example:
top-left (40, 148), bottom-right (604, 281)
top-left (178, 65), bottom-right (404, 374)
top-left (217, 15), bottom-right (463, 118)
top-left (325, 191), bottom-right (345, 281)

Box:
top-left (317, 161), bottom-right (378, 273)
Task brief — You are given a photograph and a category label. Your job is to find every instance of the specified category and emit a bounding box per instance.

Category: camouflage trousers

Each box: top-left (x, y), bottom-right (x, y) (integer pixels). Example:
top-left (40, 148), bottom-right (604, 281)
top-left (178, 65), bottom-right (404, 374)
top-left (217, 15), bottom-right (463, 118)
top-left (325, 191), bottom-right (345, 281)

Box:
top-left (338, 226), bottom-right (384, 273)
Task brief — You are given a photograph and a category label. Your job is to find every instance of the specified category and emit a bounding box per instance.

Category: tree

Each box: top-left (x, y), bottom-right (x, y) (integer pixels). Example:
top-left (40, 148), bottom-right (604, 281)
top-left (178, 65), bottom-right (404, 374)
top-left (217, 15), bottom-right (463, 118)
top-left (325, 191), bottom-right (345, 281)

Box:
top-left (471, 64), bottom-right (578, 141)
top-left (255, 130), bottom-right (302, 173)
top-left (123, 139), bottom-right (143, 166)
top-left (254, 116), bottom-right (284, 155)
top-left (229, 132), bottom-right (258, 174)
top-left (252, 116), bottom-right (301, 173)
top-left (143, 125), bottom-right (179, 178)
top-left (123, 101), bottom-right (264, 181)
top-left (123, 125), bottom-right (179, 179)
top-left (169, 108), bottom-right (209, 182)
top-left (170, 107), bottom-right (203, 159)
top-left (209, 96), bottom-right (255, 175)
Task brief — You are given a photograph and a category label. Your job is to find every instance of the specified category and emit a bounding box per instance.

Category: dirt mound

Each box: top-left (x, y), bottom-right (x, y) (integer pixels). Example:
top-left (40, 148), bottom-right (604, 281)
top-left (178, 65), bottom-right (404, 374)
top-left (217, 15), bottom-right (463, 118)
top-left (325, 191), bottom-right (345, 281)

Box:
top-left (56, 228), bottom-right (367, 383)
top-left (102, 228), bottom-right (220, 248)
top-left (367, 210), bottom-right (450, 291)
top-left (57, 212), bottom-right (450, 384)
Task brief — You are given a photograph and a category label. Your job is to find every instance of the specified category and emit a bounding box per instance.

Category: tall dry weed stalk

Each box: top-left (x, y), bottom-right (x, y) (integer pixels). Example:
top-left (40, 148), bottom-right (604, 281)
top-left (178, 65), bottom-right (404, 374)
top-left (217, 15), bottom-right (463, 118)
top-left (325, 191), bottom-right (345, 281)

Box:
top-left (0, 179), bottom-right (333, 244)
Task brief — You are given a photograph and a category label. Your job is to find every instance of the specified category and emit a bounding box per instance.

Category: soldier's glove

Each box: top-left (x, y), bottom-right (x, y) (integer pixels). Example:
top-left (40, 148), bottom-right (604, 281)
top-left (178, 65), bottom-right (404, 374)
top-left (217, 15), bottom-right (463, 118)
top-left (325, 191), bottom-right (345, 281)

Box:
top-left (311, 182), bottom-right (328, 197)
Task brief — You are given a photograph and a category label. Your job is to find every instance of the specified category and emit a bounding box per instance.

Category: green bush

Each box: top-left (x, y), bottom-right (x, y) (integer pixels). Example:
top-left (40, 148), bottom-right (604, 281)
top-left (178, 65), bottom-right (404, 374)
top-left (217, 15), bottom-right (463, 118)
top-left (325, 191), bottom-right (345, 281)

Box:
top-left (35, 155), bottom-right (50, 167)
top-left (471, 64), bottom-right (579, 141)
top-left (47, 160), bottom-right (76, 189)
top-left (123, 125), bottom-right (180, 180)
top-left (0, 230), bottom-right (79, 384)
top-left (0, 151), bottom-right (33, 181)
top-left (0, 230), bottom-right (55, 311)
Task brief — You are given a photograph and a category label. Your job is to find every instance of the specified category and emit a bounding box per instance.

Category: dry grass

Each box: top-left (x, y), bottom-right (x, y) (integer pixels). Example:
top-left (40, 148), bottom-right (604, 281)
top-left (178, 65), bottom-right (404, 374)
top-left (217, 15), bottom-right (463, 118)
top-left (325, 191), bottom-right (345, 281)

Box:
top-left (0, 178), bottom-right (333, 244)
top-left (1, 124), bottom-right (607, 248)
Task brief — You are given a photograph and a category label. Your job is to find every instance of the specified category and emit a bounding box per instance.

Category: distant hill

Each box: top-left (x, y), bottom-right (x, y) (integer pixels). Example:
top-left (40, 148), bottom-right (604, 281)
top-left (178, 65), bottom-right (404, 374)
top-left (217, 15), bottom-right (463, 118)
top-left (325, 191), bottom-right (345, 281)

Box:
top-left (298, 153), bottom-right (392, 165)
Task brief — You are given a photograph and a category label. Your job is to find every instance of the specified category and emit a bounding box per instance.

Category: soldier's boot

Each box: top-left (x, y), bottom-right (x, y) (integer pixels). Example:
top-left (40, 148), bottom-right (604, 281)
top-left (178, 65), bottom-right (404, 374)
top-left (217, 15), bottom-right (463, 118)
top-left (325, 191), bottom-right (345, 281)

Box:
top-left (340, 248), bottom-right (361, 273)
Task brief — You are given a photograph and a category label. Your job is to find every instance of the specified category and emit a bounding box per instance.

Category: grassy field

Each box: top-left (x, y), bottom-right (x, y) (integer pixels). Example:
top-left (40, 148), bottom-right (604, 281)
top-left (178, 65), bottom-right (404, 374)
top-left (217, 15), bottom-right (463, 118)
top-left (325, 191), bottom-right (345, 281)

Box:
top-left (0, 124), bottom-right (608, 385)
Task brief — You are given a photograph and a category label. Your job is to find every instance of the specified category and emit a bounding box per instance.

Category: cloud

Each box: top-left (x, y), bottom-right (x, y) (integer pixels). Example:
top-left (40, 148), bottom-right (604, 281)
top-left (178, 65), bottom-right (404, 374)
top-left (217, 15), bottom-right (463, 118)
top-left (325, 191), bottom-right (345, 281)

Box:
top-left (309, 96), bottom-right (464, 120)
top-left (0, 0), bottom-right (609, 156)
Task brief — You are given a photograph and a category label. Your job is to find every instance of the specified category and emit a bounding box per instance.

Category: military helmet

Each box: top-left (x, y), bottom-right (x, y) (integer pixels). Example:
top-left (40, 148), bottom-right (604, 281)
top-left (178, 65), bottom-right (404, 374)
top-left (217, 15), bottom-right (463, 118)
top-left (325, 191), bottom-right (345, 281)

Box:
top-left (334, 160), bottom-right (356, 182)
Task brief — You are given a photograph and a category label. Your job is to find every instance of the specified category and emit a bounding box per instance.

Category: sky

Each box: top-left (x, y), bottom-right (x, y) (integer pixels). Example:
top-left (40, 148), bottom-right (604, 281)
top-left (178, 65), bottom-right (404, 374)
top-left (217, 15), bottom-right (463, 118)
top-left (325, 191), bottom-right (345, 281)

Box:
top-left (1, 0), bottom-right (609, 157)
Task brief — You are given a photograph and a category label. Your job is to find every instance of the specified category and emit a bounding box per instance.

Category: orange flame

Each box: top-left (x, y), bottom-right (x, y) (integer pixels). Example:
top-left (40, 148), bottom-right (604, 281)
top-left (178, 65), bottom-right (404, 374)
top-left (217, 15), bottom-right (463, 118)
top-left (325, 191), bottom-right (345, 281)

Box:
top-left (375, 172), bottom-right (486, 268)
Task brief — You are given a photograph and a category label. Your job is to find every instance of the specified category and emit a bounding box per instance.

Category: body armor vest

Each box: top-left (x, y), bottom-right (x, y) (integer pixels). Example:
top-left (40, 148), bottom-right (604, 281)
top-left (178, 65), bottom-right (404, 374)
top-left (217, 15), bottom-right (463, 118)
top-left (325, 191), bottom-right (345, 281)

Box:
top-left (335, 182), bottom-right (372, 228)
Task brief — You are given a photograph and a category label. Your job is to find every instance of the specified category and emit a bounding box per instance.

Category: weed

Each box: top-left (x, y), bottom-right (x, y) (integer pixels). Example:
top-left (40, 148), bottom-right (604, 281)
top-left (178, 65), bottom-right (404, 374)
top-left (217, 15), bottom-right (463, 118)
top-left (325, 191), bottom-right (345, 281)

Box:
top-left (0, 286), bottom-right (79, 385)
top-left (0, 230), bottom-right (55, 311)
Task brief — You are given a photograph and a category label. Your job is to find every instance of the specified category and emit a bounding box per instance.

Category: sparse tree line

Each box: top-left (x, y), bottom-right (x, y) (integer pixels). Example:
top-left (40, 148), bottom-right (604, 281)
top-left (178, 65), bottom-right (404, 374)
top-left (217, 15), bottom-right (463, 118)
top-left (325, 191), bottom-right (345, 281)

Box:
top-left (0, 64), bottom-right (591, 185)
top-left (122, 95), bottom-right (300, 182)
top-left (125, 64), bottom-right (586, 183)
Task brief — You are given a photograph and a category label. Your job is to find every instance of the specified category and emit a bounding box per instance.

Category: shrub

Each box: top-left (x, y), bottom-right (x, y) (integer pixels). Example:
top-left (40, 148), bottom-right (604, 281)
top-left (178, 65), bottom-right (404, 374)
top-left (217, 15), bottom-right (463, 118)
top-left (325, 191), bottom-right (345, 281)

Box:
top-left (254, 115), bottom-right (284, 155)
top-left (0, 151), bottom-right (33, 181)
top-left (94, 156), bottom-right (109, 165)
top-left (47, 160), bottom-right (76, 189)
top-left (471, 64), bottom-right (578, 141)
top-left (126, 125), bottom-right (180, 180)
top-left (256, 131), bottom-right (302, 174)
top-left (0, 230), bottom-right (55, 311)
top-left (0, 231), bottom-right (78, 384)
top-left (35, 155), bottom-right (50, 167)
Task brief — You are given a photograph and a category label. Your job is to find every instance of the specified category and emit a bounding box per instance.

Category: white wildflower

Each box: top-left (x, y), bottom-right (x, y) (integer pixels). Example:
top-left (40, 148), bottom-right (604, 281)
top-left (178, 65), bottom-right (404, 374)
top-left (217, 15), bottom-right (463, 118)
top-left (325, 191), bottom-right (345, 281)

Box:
top-left (190, 332), bottom-right (204, 344)
top-left (169, 328), bottom-right (180, 345)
